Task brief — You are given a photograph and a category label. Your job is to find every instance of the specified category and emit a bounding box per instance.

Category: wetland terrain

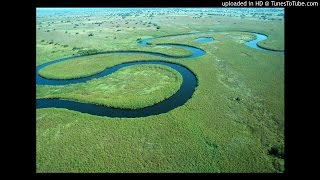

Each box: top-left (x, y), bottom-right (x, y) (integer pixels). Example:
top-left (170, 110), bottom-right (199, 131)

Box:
top-left (36, 8), bottom-right (284, 173)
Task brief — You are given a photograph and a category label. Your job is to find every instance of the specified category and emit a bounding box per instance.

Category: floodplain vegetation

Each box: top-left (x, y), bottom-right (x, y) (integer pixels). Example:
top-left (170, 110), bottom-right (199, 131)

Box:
top-left (36, 8), bottom-right (284, 173)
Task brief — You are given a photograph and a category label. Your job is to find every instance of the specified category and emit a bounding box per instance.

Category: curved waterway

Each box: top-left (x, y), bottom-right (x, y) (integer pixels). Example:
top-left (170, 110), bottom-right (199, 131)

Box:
top-left (36, 31), bottom-right (282, 117)
top-left (37, 61), bottom-right (196, 117)
top-left (245, 32), bottom-right (284, 52)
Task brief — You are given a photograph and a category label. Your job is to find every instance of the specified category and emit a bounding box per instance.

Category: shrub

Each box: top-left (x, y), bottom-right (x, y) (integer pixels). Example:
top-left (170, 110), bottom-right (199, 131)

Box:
top-left (77, 49), bottom-right (99, 55)
top-left (72, 47), bottom-right (81, 51)
top-left (268, 145), bottom-right (284, 159)
top-left (88, 33), bottom-right (94, 36)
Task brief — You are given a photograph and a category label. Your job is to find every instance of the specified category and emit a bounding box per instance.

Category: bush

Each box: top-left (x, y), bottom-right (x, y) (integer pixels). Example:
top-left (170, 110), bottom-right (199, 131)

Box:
top-left (77, 49), bottom-right (99, 55)
top-left (72, 47), bottom-right (81, 51)
top-left (88, 33), bottom-right (94, 36)
top-left (268, 145), bottom-right (284, 159)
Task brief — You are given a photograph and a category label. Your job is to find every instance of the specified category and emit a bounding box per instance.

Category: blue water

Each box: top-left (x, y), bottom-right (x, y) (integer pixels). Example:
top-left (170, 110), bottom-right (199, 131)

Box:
top-left (37, 38), bottom-right (206, 86)
top-left (195, 37), bottom-right (214, 43)
top-left (36, 35), bottom-right (204, 117)
top-left (37, 31), bottom-right (282, 117)
top-left (245, 33), bottom-right (284, 52)
top-left (245, 33), bottom-right (268, 51)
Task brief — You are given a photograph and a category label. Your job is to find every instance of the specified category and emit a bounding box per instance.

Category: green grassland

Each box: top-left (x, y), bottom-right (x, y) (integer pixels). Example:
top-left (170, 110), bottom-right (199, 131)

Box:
top-left (38, 64), bottom-right (183, 109)
top-left (36, 8), bottom-right (284, 172)
top-left (38, 54), bottom-right (183, 80)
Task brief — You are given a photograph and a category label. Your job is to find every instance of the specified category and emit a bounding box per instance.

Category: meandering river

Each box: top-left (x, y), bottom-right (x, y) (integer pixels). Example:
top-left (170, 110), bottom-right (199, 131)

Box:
top-left (36, 32), bottom-right (282, 117)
